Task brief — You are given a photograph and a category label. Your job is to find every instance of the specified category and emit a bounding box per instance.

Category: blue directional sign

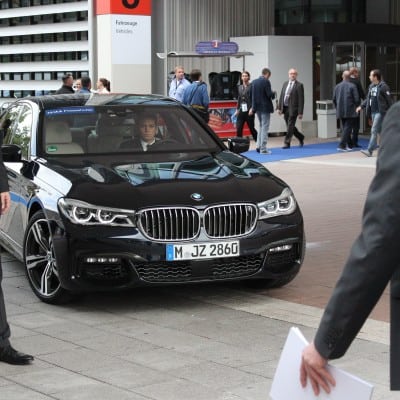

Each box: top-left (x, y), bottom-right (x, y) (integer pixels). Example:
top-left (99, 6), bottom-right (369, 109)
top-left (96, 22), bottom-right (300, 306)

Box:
top-left (195, 41), bottom-right (239, 55)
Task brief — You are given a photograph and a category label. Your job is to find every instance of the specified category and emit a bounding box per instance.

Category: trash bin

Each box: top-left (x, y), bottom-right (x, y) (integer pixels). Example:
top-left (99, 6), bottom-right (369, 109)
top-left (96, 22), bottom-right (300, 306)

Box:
top-left (316, 100), bottom-right (337, 139)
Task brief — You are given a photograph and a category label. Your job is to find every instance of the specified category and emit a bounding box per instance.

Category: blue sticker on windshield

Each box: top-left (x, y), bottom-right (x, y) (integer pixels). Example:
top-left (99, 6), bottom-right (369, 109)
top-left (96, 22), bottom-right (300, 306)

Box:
top-left (45, 107), bottom-right (95, 116)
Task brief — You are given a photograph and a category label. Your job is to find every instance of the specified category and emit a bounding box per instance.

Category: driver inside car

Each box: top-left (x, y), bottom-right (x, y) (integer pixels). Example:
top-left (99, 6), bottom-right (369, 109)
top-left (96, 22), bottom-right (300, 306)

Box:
top-left (119, 114), bottom-right (160, 151)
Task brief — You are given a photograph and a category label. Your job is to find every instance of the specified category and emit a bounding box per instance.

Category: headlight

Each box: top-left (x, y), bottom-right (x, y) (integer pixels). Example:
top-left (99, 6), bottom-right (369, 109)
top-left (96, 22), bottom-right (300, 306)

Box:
top-left (58, 198), bottom-right (136, 226)
top-left (257, 188), bottom-right (296, 219)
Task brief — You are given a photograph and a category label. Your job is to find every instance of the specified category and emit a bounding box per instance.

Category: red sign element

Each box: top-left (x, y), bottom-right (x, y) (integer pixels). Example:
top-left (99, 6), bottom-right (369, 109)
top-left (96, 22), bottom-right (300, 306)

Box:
top-left (95, 0), bottom-right (151, 16)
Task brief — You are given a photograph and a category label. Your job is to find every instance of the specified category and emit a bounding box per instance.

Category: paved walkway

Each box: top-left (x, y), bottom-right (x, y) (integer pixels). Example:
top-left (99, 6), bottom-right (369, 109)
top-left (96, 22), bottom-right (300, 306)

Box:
top-left (0, 135), bottom-right (396, 400)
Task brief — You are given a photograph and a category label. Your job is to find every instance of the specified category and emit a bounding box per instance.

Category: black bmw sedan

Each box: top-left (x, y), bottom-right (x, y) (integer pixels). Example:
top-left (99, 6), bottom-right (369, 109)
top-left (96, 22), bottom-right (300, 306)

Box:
top-left (0, 94), bottom-right (305, 304)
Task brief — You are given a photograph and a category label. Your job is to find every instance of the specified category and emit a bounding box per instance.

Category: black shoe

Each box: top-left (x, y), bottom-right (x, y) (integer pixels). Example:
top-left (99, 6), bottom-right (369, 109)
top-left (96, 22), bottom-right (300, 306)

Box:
top-left (299, 139), bottom-right (304, 147)
top-left (282, 145), bottom-right (290, 149)
top-left (256, 148), bottom-right (260, 153)
top-left (353, 143), bottom-right (362, 148)
top-left (0, 345), bottom-right (34, 365)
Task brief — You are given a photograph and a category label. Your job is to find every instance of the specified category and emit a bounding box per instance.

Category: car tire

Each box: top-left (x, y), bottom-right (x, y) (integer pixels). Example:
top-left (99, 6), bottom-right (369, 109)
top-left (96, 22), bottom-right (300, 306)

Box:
top-left (23, 210), bottom-right (73, 304)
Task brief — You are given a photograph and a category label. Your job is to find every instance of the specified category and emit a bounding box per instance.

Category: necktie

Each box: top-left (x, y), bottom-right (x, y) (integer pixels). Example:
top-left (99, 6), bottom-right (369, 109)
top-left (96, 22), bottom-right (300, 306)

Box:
top-left (284, 81), bottom-right (293, 106)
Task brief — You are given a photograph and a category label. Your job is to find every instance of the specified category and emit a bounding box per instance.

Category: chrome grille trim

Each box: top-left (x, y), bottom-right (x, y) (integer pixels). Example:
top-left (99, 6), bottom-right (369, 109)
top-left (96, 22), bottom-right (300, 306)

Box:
top-left (137, 203), bottom-right (258, 241)
top-left (137, 207), bottom-right (200, 241)
top-left (204, 203), bottom-right (258, 238)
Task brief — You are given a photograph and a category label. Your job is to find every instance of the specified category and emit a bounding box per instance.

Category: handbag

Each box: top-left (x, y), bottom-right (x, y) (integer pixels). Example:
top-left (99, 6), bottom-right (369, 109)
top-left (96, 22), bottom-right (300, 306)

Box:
top-left (188, 83), bottom-right (210, 123)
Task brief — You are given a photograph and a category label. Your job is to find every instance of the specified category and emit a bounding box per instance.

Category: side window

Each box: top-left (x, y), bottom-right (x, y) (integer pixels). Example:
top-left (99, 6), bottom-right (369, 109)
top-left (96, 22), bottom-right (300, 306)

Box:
top-left (11, 105), bottom-right (33, 159)
top-left (1, 105), bottom-right (21, 145)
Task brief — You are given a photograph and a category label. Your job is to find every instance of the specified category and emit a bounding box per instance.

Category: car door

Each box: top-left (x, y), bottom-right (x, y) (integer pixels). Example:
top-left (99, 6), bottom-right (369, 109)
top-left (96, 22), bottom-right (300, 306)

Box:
top-left (0, 103), bottom-right (34, 253)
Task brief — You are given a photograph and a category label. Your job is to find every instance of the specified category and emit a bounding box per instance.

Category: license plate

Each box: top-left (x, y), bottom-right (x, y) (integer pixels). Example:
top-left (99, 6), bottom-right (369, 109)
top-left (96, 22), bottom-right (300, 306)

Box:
top-left (166, 241), bottom-right (240, 261)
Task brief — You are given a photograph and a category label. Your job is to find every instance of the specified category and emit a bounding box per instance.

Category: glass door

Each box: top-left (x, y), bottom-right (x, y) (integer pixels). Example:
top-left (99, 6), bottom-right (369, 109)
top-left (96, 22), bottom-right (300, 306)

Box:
top-left (333, 42), bottom-right (365, 131)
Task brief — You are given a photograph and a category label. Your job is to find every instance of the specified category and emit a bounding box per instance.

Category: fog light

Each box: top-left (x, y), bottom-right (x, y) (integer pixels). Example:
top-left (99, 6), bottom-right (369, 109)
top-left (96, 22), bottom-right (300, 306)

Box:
top-left (83, 256), bottom-right (121, 264)
top-left (269, 244), bottom-right (293, 253)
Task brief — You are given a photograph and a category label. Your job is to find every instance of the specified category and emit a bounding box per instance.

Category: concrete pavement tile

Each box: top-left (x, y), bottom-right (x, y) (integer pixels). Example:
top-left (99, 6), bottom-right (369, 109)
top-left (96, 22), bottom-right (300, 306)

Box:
top-left (7, 324), bottom-right (41, 339)
top-left (39, 347), bottom-right (126, 373)
top-left (168, 360), bottom-right (264, 391)
top-left (224, 378), bottom-right (272, 400)
top-left (9, 311), bottom-right (67, 329)
top-left (0, 384), bottom-right (55, 399)
top-left (32, 320), bottom-right (107, 342)
top-left (82, 362), bottom-right (171, 390)
top-left (52, 383), bottom-right (151, 400)
top-left (97, 319), bottom-right (213, 352)
top-left (237, 360), bottom-right (278, 379)
top-left (121, 347), bottom-right (203, 371)
top-left (77, 331), bottom-right (158, 357)
top-left (0, 359), bottom-right (53, 378)
top-left (5, 368), bottom-right (98, 395)
top-left (3, 302), bottom-right (36, 317)
top-left (25, 302), bottom-right (130, 327)
top-left (11, 334), bottom-right (78, 356)
top-left (133, 378), bottom-right (227, 400)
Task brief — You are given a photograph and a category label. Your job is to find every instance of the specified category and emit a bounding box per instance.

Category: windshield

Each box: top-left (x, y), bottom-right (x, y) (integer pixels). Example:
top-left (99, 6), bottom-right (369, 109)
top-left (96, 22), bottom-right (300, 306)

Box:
top-left (43, 105), bottom-right (219, 156)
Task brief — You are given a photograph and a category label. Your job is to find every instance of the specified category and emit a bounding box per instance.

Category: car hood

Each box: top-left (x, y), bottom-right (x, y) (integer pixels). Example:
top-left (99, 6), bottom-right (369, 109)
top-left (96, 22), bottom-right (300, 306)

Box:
top-left (44, 151), bottom-right (289, 209)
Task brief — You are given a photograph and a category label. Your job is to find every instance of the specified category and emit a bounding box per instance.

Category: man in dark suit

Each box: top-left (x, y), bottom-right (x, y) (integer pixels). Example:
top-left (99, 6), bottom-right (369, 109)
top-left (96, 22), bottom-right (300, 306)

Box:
top-left (119, 113), bottom-right (159, 151)
top-left (300, 100), bottom-right (400, 395)
top-left (333, 70), bottom-right (360, 152)
top-left (277, 68), bottom-right (305, 149)
top-left (250, 67), bottom-right (275, 154)
top-left (0, 122), bottom-right (34, 365)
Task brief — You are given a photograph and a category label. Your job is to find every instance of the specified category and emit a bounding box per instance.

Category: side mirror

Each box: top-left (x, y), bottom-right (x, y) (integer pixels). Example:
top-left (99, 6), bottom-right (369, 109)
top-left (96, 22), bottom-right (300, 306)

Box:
top-left (227, 137), bottom-right (250, 154)
top-left (2, 144), bottom-right (22, 162)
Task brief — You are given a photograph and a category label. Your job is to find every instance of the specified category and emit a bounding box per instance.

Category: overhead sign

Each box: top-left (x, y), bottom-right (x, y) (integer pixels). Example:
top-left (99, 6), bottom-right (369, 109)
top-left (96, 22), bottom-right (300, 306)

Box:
top-left (195, 41), bottom-right (239, 55)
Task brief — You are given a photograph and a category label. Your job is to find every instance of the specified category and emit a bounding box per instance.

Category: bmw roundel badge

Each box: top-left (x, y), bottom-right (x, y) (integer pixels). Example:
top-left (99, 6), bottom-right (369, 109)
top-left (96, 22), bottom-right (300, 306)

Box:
top-left (191, 193), bottom-right (204, 201)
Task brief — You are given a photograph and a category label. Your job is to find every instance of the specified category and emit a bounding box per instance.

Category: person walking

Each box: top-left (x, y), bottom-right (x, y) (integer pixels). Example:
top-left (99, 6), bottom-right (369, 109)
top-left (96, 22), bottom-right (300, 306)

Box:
top-left (0, 126), bottom-right (34, 365)
top-left (234, 71), bottom-right (257, 141)
top-left (277, 68), bottom-right (305, 148)
top-left (182, 69), bottom-right (210, 123)
top-left (333, 70), bottom-right (360, 152)
top-left (358, 69), bottom-right (393, 157)
top-left (169, 65), bottom-right (191, 102)
top-left (55, 74), bottom-right (74, 94)
top-left (300, 99), bottom-right (400, 395)
top-left (349, 67), bottom-right (365, 147)
top-left (250, 67), bottom-right (275, 154)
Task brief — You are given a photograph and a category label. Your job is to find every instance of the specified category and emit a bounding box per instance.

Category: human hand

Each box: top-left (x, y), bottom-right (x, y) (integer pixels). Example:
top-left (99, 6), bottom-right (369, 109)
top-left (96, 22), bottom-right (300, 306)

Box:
top-left (356, 106), bottom-right (361, 113)
top-left (300, 342), bottom-right (335, 395)
top-left (298, 114), bottom-right (303, 120)
top-left (0, 192), bottom-right (11, 215)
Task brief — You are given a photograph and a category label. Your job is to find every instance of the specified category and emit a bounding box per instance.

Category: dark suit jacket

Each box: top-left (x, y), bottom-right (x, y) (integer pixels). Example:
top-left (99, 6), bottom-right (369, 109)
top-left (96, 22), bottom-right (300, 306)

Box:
top-left (333, 80), bottom-right (360, 119)
top-left (277, 80), bottom-right (304, 117)
top-left (119, 137), bottom-right (159, 151)
top-left (251, 76), bottom-right (274, 114)
top-left (314, 100), bottom-right (400, 359)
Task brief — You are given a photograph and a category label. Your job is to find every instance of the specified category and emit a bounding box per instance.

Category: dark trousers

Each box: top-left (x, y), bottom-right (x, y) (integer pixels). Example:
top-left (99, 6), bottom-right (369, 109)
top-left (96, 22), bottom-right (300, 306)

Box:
top-left (0, 257), bottom-right (10, 348)
top-left (350, 116), bottom-right (361, 146)
top-left (236, 111), bottom-right (257, 140)
top-left (283, 107), bottom-right (304, 146)
top-left (339, 118), bottom-right (357, 148)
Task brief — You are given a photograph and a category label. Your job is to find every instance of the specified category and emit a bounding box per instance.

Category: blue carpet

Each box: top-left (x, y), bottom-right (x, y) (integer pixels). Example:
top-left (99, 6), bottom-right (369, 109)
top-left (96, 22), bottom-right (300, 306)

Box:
top-left (243, 138), bottom-right (369, 162)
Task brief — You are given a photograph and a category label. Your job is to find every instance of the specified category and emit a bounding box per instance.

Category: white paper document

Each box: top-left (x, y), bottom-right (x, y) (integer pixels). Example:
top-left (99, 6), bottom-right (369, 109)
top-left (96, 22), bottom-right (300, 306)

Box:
top-left (270, 327), bottom-right (374, 400)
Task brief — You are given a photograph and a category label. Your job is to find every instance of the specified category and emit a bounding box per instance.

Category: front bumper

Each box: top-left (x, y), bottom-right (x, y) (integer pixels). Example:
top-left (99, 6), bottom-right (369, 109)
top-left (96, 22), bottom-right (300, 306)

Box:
top-left (53, 217), bottom-right (305, 292)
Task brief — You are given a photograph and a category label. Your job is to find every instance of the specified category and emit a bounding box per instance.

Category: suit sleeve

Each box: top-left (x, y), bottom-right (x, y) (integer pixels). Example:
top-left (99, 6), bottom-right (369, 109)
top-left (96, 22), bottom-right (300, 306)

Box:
top-left (298, 83), bottom-right (304, 114)
top-left (278, 83), bottom-right (286, 111)
top-left (314, 101), bottom-right (400, 359)
top-left (0, 133), bottom-right (9, 193)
